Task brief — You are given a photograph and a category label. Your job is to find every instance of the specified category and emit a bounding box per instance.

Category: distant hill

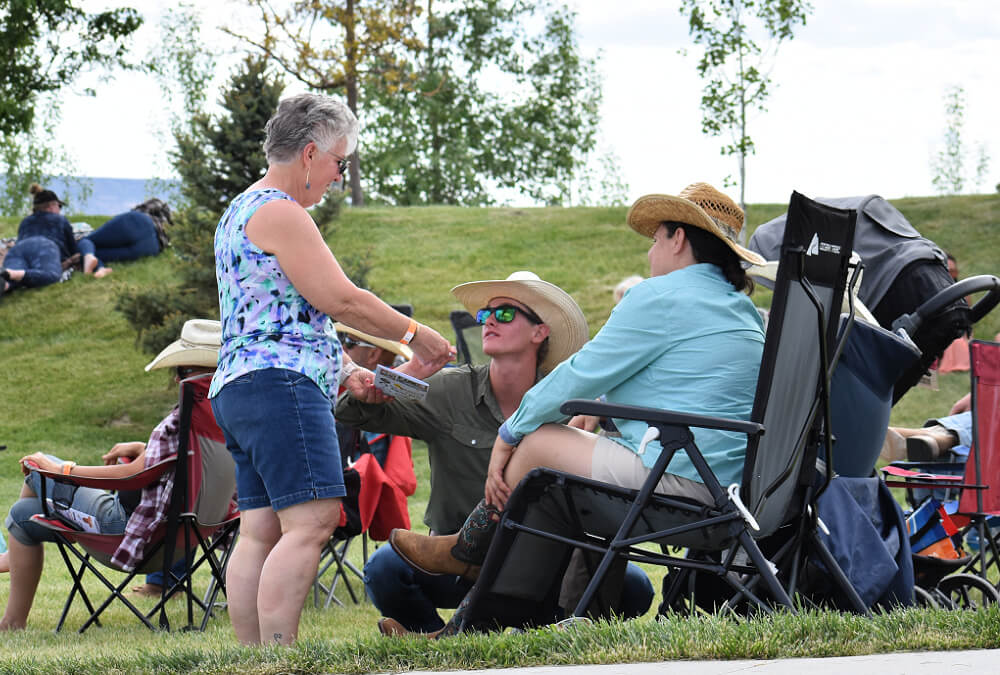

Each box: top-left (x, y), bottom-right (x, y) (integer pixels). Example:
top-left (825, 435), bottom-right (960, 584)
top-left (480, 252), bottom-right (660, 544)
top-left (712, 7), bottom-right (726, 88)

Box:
top-left (3, 176), bottom-right (181, 217)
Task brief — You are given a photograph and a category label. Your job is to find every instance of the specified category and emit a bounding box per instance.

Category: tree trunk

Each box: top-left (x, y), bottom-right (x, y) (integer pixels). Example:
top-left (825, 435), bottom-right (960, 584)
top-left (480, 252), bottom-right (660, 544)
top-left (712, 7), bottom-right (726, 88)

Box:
top-left (345, 0), bottom-right (364, 206)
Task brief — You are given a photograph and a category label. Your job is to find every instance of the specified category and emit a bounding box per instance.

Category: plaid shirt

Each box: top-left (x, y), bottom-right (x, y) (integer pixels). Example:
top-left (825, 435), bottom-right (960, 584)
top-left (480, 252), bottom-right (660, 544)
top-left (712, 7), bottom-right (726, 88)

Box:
top-left (111, 407), bottom-right (180, 571)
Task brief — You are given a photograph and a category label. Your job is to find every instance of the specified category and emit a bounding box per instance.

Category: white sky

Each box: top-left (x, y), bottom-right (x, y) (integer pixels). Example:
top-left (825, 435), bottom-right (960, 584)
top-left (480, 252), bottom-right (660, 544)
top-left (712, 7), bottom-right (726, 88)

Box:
top-left (56, 0), bottom-right (1000, 205)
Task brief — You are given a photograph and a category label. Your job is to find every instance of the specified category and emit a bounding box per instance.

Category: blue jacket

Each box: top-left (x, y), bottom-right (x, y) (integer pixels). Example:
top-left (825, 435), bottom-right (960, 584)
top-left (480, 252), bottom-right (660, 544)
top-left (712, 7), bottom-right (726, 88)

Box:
top-left (17, 212), bottom-right (78, 260)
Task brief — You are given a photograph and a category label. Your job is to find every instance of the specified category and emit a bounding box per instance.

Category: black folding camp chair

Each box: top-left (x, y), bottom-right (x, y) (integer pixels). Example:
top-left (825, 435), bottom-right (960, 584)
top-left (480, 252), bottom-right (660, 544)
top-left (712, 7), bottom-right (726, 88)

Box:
top-left (31, 375), bottom-right (240, 632)
top-left (450, 192), bottom-right (859, 632)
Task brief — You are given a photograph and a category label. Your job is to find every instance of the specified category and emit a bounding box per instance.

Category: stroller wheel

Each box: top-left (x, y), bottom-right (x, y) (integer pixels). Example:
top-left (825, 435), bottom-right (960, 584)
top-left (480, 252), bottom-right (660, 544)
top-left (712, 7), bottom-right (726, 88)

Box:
top-left (913, 585), bottom-right (942, 608)
top-left (936, 573), bottom-right (1000, 609)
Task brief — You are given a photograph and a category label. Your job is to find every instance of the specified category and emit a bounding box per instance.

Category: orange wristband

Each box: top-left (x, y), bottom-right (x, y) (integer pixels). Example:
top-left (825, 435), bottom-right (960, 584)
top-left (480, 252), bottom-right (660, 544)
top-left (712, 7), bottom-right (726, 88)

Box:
top-left (401, 318), bottom-right (418, 345)
top-left (62, 462), bottom-right (76, 475)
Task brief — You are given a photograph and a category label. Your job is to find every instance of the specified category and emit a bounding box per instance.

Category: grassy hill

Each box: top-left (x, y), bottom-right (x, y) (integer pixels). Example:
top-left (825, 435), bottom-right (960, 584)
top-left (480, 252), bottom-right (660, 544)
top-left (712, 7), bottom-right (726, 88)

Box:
top-left (0, 194), bottom-right (997, 668)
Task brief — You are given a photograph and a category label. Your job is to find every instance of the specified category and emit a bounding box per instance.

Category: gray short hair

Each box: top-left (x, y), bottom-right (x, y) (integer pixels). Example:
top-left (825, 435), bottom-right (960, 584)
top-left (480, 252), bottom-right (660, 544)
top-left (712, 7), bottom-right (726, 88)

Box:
top-left (263, 93), bottom-right (359, 164)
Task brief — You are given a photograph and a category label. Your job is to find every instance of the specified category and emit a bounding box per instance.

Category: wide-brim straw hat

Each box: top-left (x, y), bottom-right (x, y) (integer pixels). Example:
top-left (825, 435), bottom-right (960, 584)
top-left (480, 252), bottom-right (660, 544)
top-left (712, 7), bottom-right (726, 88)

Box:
top-left (144, 319), bottom-right (221, 372)
top-left (626, 182), bottom-right (766, 266)
top-left (334, 323), bottom-right (413, 360)
top-left (451, 271), bottom-right (588, 376)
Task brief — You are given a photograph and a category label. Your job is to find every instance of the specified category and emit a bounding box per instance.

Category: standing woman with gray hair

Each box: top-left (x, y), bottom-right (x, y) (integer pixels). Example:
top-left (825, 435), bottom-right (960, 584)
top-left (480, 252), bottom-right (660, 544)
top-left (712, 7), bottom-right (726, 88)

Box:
top-left (209, 93), bottom-right (454, 646)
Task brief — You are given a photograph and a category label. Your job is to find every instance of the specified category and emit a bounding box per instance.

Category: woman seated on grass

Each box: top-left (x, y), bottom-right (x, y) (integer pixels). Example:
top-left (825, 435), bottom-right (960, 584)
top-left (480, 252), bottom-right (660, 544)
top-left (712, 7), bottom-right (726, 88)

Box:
top-left (385, 183), bottom-right (768, 637)
top-left (0, 319), bottom-right (219, 631)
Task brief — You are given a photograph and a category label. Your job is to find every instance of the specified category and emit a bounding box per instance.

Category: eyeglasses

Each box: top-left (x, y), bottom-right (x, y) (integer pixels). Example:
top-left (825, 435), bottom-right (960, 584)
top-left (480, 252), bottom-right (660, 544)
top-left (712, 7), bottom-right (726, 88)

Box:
top-left (326, 149), bottom-right (348, 176)
top-left (340, 335), bottom-right (375, 350)
top-left (175, 366), bottom-right (199, 379)
top-left (475, 305), bottom-right (542, 325)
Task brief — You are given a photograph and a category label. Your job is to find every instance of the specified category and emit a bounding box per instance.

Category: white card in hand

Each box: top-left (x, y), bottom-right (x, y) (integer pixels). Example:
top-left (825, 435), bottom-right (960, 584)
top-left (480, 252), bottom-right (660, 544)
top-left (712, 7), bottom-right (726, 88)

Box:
top-left (373, 365), bottom-right (429, 402)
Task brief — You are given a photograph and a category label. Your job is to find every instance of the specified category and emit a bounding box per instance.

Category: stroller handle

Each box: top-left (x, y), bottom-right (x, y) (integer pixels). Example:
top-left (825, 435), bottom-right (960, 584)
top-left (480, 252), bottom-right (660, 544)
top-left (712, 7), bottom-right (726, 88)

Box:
top-left (891, 274), bottom-right (1000, 336)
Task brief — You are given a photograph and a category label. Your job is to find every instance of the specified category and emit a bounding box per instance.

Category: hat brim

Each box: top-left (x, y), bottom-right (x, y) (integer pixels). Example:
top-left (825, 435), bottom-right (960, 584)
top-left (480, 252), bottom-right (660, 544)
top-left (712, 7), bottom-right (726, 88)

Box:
top-left (145, 345), bottom-right (219, 372)
top-left (451, 278), bottom-right (588, 375)
top-left (626, 194), bottom-right (765, 266)
top-left (334, 323), bottom-right (413, 360)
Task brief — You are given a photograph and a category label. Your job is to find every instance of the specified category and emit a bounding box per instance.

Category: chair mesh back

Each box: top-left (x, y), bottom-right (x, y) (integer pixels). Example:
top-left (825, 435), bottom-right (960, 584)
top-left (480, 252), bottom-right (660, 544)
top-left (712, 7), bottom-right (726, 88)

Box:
top-left (743, 192), bottom-right (856, 536)
top-left (450, 310), bottom-right (488, 367)
top-left (959, 340), bottom-right (1000, 515)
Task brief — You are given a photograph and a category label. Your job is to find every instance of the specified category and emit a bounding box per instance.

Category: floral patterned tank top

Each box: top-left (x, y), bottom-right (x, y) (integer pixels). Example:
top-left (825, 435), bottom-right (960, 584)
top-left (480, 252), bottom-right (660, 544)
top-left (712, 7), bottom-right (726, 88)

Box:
top-left (209, 188), bottom-right (341, 399)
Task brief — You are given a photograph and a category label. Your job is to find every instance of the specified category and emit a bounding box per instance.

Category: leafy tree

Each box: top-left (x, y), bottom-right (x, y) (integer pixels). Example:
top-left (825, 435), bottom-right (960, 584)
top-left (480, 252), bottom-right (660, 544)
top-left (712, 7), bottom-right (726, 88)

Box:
top-left (679, 0), bottom-right (810, 213)
top-left (362, 0), bottom-right (602, 206)
top-left (0, 0), bottom-right (141, 215)
top-left (224, 0), bottom-right (425, 206)
top-left (0, 0), bottom-right (142, 138)
top-left (930, 85), bottom-right (992, 195)
top-left (172, 55), bottom-right (284, 212)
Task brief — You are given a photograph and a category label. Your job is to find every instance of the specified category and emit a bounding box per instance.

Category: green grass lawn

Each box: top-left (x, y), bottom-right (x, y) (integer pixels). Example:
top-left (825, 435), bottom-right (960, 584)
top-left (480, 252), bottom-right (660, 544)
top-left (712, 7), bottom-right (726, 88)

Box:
top-left (0, 194), bottom-right (998, 672)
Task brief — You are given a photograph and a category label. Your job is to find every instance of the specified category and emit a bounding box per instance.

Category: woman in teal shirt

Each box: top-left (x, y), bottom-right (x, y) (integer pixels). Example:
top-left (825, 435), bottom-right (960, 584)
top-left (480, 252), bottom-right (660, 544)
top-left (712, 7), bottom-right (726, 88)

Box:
top-left (386, 183), bottom-right (767, 636)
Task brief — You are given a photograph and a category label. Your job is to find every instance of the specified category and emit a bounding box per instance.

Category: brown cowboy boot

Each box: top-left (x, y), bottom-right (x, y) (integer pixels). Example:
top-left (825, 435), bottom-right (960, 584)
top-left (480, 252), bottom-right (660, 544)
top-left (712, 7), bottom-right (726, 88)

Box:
top-left (377, 593), bottom-right (468, 639)
top-left (377, 617), bottom-right (444, 638)
top-left (389, 530), bottom-right (481, 579)
top-left (389, 499), bottom-right (501, 580)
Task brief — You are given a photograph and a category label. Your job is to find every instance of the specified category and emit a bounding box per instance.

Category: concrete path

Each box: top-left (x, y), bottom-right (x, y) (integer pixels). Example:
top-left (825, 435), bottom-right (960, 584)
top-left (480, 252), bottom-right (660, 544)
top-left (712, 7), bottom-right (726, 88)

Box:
top-left (414, 650), bottom-right (1000, 674)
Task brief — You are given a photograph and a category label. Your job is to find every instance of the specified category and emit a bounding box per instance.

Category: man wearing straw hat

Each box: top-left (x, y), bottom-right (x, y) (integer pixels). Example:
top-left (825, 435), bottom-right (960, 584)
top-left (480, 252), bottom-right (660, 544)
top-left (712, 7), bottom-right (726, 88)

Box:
top-left (0, 319), bottom-right (221, 630)
top-left (338, 271), bottom-right (654, 635)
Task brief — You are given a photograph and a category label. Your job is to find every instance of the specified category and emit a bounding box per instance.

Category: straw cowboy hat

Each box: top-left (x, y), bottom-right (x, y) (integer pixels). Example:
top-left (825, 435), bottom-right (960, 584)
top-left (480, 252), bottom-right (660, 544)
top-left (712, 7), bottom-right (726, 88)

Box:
top-left (334, 323), bottom-right (414, 361)
top-left (626, 182), bottom-right (766, 266)
top-left (144, 319), bottom-right (221, 372)
top-left (451, 271), bottom-right (589, 375)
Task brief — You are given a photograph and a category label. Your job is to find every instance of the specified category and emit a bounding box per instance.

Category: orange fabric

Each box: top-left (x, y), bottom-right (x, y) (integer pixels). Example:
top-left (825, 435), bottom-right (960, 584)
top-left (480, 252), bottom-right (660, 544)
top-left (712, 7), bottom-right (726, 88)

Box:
top-left (352, 453), bottom-right (411, 540)
top-left (916, 537), bottom-right (962, 559)
top-left (937, 336), bottom-right (970, 373)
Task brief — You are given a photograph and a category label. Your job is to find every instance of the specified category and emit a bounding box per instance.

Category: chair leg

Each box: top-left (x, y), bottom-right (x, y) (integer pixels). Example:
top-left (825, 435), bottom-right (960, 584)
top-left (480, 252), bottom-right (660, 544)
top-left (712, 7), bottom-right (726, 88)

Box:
top-left (736, 530), bottom-right (796, 613)
top-left (806, 530), bottom-right (870, 615)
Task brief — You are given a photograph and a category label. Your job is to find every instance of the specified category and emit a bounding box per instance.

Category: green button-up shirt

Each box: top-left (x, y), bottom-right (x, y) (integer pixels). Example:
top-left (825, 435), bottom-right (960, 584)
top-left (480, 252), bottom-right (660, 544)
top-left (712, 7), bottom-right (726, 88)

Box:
top-left (335, 364), bottom-right (502, 534)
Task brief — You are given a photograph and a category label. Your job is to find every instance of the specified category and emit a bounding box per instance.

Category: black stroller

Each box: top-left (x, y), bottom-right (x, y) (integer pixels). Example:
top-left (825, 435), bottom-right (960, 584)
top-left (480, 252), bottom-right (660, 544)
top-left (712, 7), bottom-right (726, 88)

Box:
top-left (750, 194), bottom-right (974, 403)
top-left (751, 193), bottom-right (1000, 609)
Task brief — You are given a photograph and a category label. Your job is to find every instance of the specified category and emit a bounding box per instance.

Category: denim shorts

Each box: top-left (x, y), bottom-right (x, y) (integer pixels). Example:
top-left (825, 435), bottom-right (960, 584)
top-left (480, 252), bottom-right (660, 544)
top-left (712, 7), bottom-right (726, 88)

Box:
top-left (5, 455), bottom-right (128, 546)
top-left (210, 367), bottom-right (346, 512)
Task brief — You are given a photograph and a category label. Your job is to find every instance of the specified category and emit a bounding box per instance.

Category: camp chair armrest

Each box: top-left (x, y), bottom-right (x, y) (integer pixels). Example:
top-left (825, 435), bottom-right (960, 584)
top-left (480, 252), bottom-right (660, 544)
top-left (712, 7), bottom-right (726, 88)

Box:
top-left (888, 460), bottom-right (967, 472)
top-left (33, 457), bottom-right (177, 491)
top-left (560, 399), bottom-right (764, 437)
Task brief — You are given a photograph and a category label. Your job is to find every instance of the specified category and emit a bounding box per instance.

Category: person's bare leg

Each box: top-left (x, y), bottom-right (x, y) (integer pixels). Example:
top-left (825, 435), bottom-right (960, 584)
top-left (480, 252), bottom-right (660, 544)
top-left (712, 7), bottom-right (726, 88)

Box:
top-left (0, 537), bottom-right (44, 630)
top-left (225, 507), bottom-right (282, 645)
top-left (257, 498), bottom-right (340, 645)
top-left (503, 423), bottom-right (598, 489)
top-left (0, 552), bottom-right (8, 574)
top-left (83, 253), bottom-right (98, 275)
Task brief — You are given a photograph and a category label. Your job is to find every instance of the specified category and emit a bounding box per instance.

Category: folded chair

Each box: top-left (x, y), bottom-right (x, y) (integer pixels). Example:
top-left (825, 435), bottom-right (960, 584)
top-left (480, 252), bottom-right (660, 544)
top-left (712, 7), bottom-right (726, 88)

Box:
top-left (31, 374), bottom-right (240, 632)
top-left (883, 338), bottom-right (1000, 605)
top-left (453, 191), bottom-right (859, 632)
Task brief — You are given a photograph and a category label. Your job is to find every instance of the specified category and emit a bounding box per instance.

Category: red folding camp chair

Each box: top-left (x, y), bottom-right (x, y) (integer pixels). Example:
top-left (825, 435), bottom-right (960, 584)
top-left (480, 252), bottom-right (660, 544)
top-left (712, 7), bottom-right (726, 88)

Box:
top-left (882, 339), bottom-right (1000, 606)
top-left (30, 374), bottom-right (240, 632)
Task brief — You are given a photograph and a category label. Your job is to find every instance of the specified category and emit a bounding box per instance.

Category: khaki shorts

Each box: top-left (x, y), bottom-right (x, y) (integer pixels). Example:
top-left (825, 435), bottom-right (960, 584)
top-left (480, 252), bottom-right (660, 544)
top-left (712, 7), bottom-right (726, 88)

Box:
top-left (590, 435), bottom-right (714, 505)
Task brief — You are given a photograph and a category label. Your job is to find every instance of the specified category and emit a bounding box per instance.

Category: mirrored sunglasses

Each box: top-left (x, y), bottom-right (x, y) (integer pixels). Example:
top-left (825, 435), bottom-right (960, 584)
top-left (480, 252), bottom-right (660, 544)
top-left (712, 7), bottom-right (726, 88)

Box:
top-left (475, 305), bottom-right (542, 325)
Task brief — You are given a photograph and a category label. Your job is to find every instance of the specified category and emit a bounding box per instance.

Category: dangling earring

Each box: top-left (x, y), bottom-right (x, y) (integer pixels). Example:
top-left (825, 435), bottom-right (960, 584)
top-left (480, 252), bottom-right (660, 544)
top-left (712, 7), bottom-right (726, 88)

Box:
top-left (305, 167), bottom-right (311, 190)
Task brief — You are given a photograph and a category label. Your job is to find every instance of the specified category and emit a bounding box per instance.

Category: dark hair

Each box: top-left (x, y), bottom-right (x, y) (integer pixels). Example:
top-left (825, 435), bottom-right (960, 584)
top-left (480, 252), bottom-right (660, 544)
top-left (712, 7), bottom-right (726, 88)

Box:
top-left (535, 337), bottom-right (550, 371)
top-left (663, 222), bottom-right (754, 294)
